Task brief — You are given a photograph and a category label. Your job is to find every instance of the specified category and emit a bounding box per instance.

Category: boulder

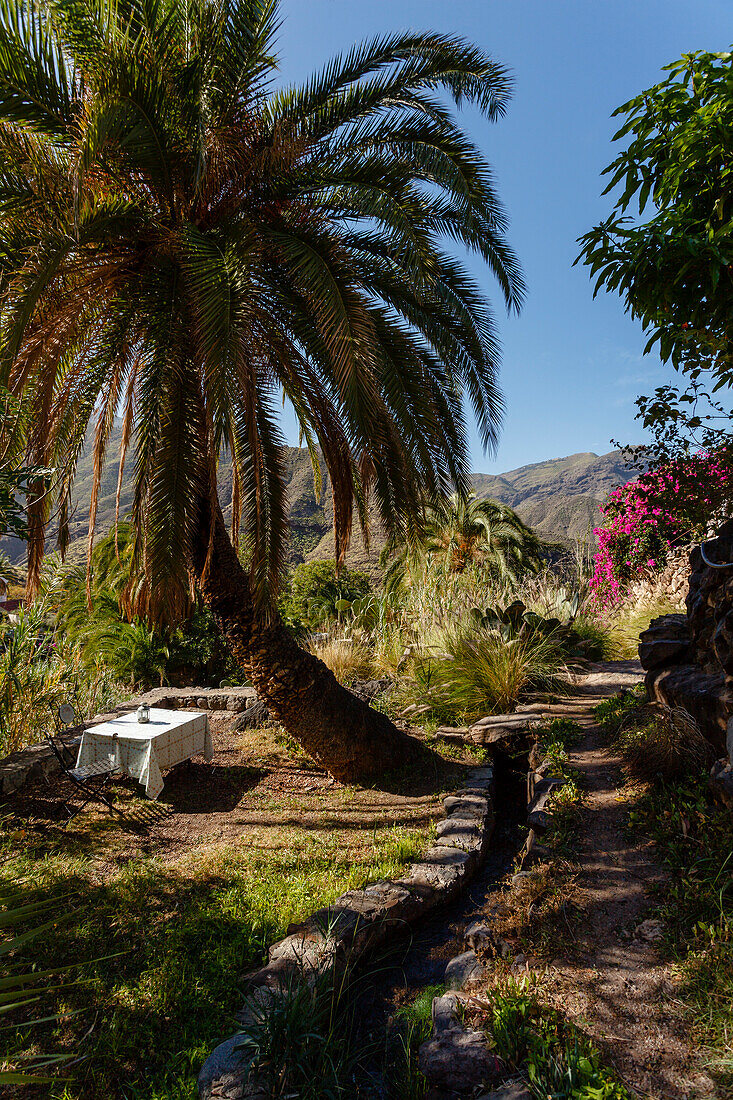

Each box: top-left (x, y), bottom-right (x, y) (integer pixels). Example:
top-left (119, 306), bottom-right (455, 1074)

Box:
top-left (445, 950), bottom-right (486, 990)
top-left (234, 700), bottom-right (269, 730)
top-left (419, 1028), bottom-right (501, 1096)
top-left (197, 1034), bottom-right (259, 1100)
top-left (432, 992), bottom-right (462, 1034)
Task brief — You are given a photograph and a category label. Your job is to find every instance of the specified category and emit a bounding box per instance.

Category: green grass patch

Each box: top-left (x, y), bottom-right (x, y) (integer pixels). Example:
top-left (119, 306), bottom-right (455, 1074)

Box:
top-left (2, 824), bottom-right (428, 1099)
top-left (483, 980), bottom-right (629, 1098)
top-left (627, 776), bottom-right (733, 1086)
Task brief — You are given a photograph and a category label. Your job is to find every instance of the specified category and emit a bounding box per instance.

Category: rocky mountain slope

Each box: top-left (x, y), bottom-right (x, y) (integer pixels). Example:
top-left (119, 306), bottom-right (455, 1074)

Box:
top-left (2, 428), bottom-right (632, 571)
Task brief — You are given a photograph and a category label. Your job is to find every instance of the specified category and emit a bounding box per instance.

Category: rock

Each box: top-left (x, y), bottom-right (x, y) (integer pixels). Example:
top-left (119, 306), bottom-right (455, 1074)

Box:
top-left (639, 636), bottom-right (690, 670)
top-left (435, 817), bottom-right (484, 854)
top-left (196, 697), bottom-right (210, 710)
top-left (464, 921), bottom-right (493, 952)
top-left (234, 700), bottom-right (269, 730)
top-left (710, 758), bottom-right (733, 812)
top-left (432, 992), bottom-right (462, 1034)
top-left (419, 1028), bottom-right (500, 1095)
top-left (646, 664), bottom-right (729, 753)
top-left (527, 777), bottom-right (563, 833)
top-left (518, 829), bottom-right (551, 870)
top-left (227, 696), bottom-right (250, 713)
top-left (468, 767), bottom-right (495, 783)
top-left (197, 1033), bottom-right (257, 1100)
top-left (635, 918), bottom-right (665, 942)
top-left (402, 845), bottom-right (474, 897)
top-left (445, 950), bottom-right (486, 990)
top-left (477, 1079), bottom-right (532, 1100)
top-left (443, 794), bottom-right (490, 819)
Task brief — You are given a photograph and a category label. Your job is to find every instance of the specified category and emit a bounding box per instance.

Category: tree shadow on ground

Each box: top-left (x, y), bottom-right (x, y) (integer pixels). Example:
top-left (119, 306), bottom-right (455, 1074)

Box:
top-left (160, 760), bottom-right (265, 813)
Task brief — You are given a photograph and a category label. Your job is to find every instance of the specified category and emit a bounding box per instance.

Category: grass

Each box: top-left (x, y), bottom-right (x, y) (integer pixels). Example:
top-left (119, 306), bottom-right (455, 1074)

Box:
top-left (388, 984), bottom-right (445, 1100)
top-left (626, 775), bottom-right (733, 1088)
top-left (595, 689), bottom-right (714, 782)
top-left (1, 812), bottom-right (430, 1098)
top-left (470, 978), bottom-right (630, 1099)
top-left (305, 633), bottom-right (375, 684)
top-left (606, 597), bottom-right (683, 659)
top-left (398, 626), bottom-right (568, 725)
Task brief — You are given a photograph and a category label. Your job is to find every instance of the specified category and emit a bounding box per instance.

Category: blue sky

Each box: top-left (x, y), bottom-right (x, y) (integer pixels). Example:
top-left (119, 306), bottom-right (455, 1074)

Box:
top-left (274, 0), bottom-right (731, 473)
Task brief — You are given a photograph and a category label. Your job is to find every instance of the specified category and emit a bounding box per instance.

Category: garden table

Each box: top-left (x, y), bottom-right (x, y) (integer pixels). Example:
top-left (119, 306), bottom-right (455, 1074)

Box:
top-left (75, 709), bottom-right (212, 800)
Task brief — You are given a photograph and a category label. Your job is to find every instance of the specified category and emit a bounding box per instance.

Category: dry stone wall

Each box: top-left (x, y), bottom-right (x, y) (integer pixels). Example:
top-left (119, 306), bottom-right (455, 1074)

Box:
top-left (640, 521), bottom-right (733, 806)
top-left (197, 767), bottom-right (496, 1100)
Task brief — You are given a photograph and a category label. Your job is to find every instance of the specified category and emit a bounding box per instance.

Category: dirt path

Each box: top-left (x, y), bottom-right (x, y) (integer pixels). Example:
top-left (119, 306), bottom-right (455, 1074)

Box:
top-left (543, 661), bottom-right (717, 1099)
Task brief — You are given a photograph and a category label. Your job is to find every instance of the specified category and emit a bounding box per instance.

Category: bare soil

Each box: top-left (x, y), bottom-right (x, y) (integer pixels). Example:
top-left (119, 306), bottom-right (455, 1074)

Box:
top-left (8, 714), bottom-right (456, 873)
top-left (542, 667), bottom-right (717, 1099)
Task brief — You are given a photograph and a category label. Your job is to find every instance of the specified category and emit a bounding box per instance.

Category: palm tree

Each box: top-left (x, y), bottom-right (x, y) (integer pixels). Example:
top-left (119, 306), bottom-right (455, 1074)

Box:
top-left (383, 493), bottom-right (546, 590)
top-left (0, 0), bottom-right (524, 781)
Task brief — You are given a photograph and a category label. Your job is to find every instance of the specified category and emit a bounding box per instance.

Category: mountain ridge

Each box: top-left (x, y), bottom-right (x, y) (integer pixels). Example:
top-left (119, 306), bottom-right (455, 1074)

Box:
top-left (0, 431), bottom-right (634, 571)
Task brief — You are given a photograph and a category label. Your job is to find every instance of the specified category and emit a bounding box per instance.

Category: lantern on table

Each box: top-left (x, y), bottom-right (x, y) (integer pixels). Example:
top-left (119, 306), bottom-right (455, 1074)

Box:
top-left (136, 703), bottom-right (150, 724)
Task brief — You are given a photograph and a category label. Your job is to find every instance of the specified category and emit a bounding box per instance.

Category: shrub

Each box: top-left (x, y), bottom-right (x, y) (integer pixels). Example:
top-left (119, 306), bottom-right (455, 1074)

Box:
top-left (0, 603), bottom-right (125, 756)
top-left (590, 452), bottom-right (732, 608)
top-left (607, 597), bottom-right (682, 659)
top-left (401, 625), bottom-right (567, 723)
top-left (306, 633), bottom-right (375, 684)
top-left (612, 702), bottom-right (714, 782)
top-left (479, 980), bottom-right (629, 1098)
top-left (278, 560), bottom-right (372, 634)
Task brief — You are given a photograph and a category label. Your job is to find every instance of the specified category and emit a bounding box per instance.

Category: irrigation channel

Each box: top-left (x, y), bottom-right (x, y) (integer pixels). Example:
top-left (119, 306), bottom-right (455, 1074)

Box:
top-left (338, 744), bottom-right (529, 1096)
top-left (326, 661), bottom-right (644, 1098)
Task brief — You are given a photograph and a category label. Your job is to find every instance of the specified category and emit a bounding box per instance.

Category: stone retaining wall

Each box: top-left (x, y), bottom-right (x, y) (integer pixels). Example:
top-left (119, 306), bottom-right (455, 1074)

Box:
top-left (417, 742), bottom-right (565, 1098)
top-left (0, 685), bottom-right (259, 796)
top-left (197, 766), bottom-right (496, 1100)
top-left (639, 523), bottom-right (733, 808)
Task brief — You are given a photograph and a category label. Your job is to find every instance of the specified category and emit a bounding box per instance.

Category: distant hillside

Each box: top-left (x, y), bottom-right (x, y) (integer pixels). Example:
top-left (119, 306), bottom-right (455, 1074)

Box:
top-left (1, 430), bottom-right (633, 571)
top-left (472, 450), bottom-right (633, 546)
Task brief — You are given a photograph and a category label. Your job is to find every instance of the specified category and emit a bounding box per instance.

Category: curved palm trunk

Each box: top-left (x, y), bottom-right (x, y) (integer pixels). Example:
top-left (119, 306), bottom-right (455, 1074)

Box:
top-left (191, 500), bottom-right (421, 783)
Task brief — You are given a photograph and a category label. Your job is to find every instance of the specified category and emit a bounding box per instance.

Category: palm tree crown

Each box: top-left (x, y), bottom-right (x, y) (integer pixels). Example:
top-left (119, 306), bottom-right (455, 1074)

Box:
top-left (0, 0), bottom-right (524, 615)
top-left (382, 492), bottom-right (546, 589)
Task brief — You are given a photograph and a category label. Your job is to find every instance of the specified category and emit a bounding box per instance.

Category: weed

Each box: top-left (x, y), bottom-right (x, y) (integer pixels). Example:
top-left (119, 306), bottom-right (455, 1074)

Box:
top-left (606, 598), bottom-right (682, 659)
top-left (491, 863), bottom-right (583, 958)
top-left (593, 685), bottom-right (646, 731)
top-left (474, 978), bottom-right (629, 1098)
top-left (627, 775), bottom-right (733, 1084)
top-left (0, 813), bottom-right (430, 1098)
top-left (388, 985), bottom-right (445, 1100)
top-left (399, 626), bottom-right (568, 724)
top-left (598, 694), bottom-right (715, 783)
top-left (233, 970), bottom-right (366, 1099)
top-left (305, 633), bottom-right (375, 684)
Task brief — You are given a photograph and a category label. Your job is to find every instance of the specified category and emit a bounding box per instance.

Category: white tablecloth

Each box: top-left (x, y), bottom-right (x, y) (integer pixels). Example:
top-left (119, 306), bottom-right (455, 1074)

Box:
top-left (76, 709), bottom-right (212, 800)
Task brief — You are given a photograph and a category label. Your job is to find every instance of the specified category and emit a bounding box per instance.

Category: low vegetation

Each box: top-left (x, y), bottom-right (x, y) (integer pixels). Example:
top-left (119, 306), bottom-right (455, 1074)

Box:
top-left (475, 980), bottom-right (630, 1099)
top-left (1, 748), bottom-right (434, 1098)
top-left (594, 690), bottom-right (733, 1088)
top-left (630, 778), bottom-right (733, 1087)
top-left (595, 690), bottom-right (714, 782)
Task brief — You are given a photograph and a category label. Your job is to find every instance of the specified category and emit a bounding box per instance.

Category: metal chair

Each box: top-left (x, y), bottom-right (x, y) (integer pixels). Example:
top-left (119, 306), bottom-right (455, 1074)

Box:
top-left (46, 702), bottom-right (124, 823)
